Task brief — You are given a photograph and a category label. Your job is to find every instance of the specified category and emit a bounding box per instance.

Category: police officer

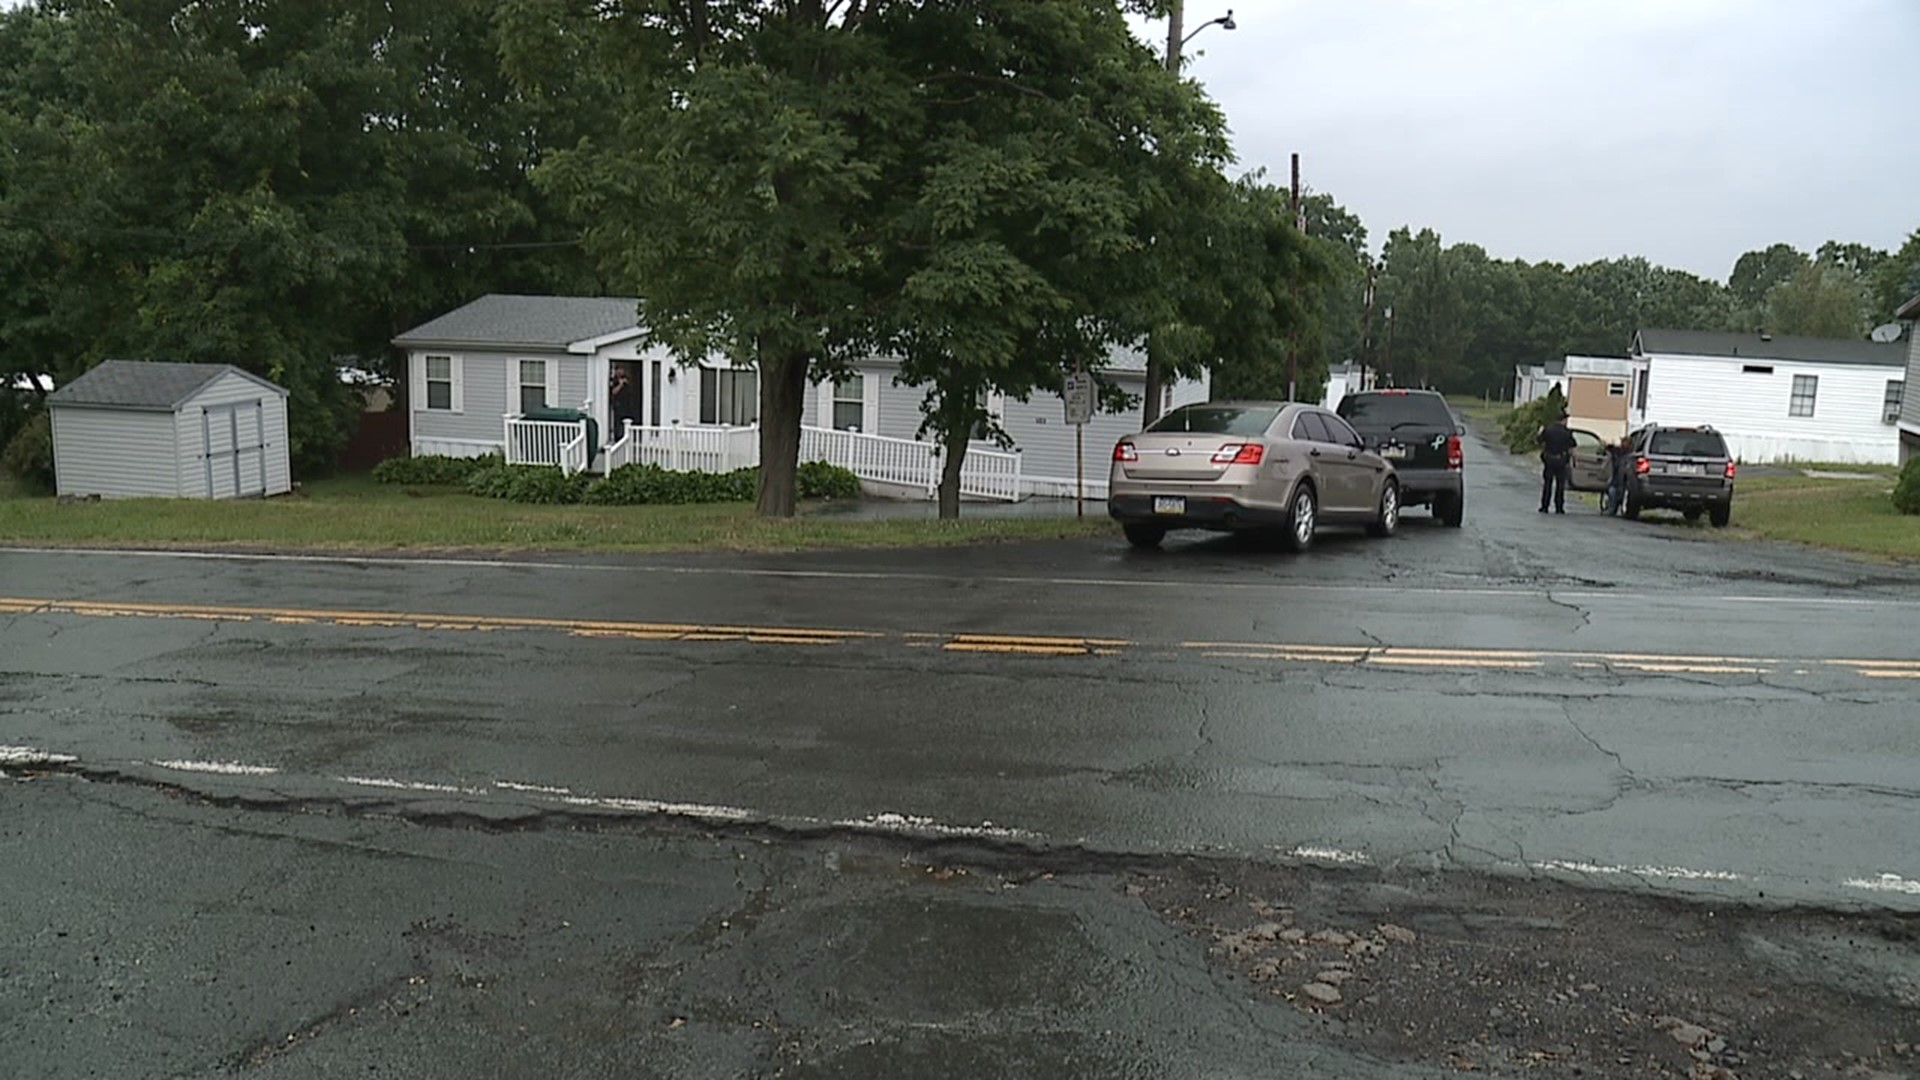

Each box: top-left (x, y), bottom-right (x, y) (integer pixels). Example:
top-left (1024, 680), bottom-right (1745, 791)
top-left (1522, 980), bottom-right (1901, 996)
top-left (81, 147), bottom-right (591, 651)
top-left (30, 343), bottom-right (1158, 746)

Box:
top-left (1538, 411), bottom-right (1577, 514)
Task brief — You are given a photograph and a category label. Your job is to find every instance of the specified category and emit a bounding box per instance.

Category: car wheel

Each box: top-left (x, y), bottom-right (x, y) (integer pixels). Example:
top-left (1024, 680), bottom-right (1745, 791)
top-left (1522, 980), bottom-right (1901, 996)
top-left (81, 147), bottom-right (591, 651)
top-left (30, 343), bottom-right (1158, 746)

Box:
top-left (1367, 481), bottom-right (1399, 538)
top-left (1683, 508), bottom-right (1702, 523)
top-left (1122, 523), bottom-right (1166, 549)
top-left (1281, 483), bottom-right (1317, 552)
top-left (1709, 504), bottom-right (1731, 528)
top-left (1436, 491), bottom-right (1464, 528)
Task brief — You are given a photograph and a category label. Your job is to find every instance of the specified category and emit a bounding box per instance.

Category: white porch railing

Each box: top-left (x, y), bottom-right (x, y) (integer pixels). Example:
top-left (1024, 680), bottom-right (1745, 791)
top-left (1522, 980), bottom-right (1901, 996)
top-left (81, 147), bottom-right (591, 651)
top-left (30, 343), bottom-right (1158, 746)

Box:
top-left (944, 440), bottom-right (1023, 502)
top-left (505, 416), bottom-right (591, 476)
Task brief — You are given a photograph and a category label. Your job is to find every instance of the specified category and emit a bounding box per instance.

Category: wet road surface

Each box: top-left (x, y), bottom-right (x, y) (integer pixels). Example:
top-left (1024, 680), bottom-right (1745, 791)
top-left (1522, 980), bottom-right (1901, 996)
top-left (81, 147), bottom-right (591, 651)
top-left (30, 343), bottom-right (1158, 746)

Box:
top-left (4, 425), bottom-right (1918, 1077)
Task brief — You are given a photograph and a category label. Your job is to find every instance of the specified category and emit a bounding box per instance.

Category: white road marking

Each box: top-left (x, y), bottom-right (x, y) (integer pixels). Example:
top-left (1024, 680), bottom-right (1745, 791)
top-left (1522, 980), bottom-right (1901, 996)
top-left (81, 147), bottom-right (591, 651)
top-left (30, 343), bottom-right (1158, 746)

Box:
top-left (833, 812), bottom-right (1036, 840)
top-left (8, 546), bottom-right (1917, 608)
top-left (495, 779), bottom-right (573, 795)
top-left (557, 794), bottom-right (755, 822)
top-left (1843, 873), bottom-right (1920, 895)
top-left (0, 745), bottom-right (77, 765)
top-left (335, 775), bottom-right (486, 796)
top-left (1286, 845), bottom-right (1372, 865)
top-left (1530, 859), bottom-right (1744, 882)
top-left (152, 759), bottom-right (280, 776)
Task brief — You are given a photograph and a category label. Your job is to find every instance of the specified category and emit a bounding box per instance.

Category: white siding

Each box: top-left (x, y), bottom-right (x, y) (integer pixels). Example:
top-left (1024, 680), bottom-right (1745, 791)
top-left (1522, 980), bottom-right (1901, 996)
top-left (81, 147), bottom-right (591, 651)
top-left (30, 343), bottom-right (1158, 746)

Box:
top-left (51, 408), bottom-right (180, 498)
top-left (410, 349), bottom-right (519, 452)
top-left (175, 371), bottom-right (291, 498)
top-left (1643, 353), bottom-right (1903, 465)
top-left (1901, 330), bottom-right (1920, 435)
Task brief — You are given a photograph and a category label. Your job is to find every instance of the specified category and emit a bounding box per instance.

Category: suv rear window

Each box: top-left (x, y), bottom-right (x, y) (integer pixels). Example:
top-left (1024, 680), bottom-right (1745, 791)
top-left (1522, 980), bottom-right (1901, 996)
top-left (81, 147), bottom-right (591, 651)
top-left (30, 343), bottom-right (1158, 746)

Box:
top-left (1336, 392), bottom-right (1454, 428)
top-left (1148, 405), bottom-right (1281, 436)
top-left (1648, 429), bottom-right (1727, 457)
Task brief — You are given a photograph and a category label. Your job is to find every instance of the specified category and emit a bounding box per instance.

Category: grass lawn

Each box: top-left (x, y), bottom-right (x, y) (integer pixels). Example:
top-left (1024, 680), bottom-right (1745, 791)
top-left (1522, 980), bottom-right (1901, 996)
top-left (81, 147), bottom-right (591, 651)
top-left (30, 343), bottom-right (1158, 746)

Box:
top-left (0, 474), bottom-right (1111, 554)
top-left (1723, 473), bottom-right (1919, 560)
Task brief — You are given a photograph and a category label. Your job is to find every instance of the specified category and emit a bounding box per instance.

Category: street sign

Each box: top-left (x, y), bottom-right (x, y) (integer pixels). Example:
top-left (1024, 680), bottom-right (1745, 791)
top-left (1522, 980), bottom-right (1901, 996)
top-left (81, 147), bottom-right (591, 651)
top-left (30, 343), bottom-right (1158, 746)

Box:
top-left (1062, 372), bottom-right (1094, 426)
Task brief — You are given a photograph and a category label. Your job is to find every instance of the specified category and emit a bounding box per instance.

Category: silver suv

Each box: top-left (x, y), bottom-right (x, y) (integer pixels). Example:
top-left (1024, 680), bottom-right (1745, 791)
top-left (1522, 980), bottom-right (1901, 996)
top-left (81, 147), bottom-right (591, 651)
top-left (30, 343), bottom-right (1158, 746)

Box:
top-left (1623, 424), bottom-right (1735, 527)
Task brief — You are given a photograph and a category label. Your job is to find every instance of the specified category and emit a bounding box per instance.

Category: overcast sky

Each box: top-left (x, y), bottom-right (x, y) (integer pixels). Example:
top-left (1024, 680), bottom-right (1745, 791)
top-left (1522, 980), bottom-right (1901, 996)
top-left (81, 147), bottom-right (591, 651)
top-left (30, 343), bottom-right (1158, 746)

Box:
top-left (1159, 0), bottom-right (1918, 280)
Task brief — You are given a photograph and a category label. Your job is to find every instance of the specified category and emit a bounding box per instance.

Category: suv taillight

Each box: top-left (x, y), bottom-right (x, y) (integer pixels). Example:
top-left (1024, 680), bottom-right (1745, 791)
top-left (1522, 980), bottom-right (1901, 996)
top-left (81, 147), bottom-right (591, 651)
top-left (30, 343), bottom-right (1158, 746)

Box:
top-left (1113, 442), bottom-right (1137, 462)
top-left (1446, 434), bottom-right (1463, 470)
top-left (1211, 443), bottom-right (1264, 465)
top-left (1725, 460), bottom-right (1737, 479)
top-left (1634, 455), bottom-right (1650, 475)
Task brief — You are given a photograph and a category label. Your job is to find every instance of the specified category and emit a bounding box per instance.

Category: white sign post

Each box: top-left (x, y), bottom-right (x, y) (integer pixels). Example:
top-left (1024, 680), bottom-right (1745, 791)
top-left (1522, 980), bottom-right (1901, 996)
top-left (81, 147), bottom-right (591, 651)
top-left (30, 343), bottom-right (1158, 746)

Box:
top-left (1062, 370), bottom-right (1094, 518)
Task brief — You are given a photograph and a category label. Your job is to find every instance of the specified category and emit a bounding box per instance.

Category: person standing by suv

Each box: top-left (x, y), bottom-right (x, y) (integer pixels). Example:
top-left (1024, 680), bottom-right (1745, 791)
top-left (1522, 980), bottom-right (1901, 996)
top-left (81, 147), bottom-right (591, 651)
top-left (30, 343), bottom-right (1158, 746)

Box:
top-left (1602, 434), bottom-right (1634, 515)
top-left (1537, 411), bottom-right (1577, 514)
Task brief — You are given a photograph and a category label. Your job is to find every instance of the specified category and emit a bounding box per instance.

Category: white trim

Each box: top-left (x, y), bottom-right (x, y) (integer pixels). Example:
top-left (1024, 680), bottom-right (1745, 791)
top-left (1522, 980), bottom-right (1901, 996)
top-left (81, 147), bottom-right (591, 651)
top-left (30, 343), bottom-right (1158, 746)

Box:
top-left (565, 326), bottom-right (648, 355)
top-left (413, 437), bottom-right (502, 458)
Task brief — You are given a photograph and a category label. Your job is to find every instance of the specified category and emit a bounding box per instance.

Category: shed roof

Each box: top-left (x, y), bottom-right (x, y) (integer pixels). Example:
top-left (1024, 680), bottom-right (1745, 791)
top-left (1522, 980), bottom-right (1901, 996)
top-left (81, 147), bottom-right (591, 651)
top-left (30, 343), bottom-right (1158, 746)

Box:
top-left (393, 294), bottom-right (643, 349)
top-left (49, 360), bottom-right (285, 412)
top-left (1633, 329), bottom-right (1905, 368)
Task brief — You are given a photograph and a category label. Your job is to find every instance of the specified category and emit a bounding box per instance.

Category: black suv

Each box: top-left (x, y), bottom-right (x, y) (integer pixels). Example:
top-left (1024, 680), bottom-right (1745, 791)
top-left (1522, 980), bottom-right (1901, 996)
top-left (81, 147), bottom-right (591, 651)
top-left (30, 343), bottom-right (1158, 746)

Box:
top-left (1335, 389), bottom-right (1465, 526)
top-left (1623, 424), bottom-right (1735, 527)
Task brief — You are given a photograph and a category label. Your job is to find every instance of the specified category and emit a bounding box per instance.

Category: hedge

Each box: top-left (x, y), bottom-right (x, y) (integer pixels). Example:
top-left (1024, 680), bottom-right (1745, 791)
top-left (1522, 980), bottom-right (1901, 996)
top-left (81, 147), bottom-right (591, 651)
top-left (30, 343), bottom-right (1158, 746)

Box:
top-left (371, 453), bottom-right (499, 486)
top-left (454, 460), bottom-right (864, 507)
top-left (1894, 457), bottom-right (1920, 516)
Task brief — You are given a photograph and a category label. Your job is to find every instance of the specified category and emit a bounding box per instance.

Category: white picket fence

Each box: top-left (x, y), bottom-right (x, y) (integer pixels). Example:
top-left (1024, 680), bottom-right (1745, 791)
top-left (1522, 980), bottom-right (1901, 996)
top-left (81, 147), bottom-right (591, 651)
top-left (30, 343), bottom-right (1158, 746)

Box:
top-left (505, 418), bottom-right (591, 475)
top-left (593, 421), bottom-right (1023, 501)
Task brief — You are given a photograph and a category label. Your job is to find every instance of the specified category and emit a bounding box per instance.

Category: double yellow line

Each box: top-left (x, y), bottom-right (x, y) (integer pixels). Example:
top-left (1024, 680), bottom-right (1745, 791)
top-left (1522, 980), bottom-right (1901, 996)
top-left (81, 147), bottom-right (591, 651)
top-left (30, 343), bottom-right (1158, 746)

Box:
top-left (4, 595), bottom-right (1918, 678)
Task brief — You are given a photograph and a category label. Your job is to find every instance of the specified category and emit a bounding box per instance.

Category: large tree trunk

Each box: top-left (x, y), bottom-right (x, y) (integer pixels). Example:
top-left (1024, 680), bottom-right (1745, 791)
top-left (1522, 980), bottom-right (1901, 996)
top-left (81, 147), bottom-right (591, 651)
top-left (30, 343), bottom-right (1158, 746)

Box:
top-left (936, 420), bottom-right (968, 520)
top-left (1140, 333), bottom-right (1166, 429)
top-left (755, 346), bottom-right (810, 518)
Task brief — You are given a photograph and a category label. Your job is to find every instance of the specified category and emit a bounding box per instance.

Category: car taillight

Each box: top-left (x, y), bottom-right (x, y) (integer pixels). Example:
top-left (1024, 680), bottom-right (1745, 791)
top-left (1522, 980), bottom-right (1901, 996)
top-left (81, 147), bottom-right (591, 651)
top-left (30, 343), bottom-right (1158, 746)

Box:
top-left (1446, 434), bottom-right (1463, 470)
top-left (1725, 460), bottom-right (1737, 479)
top-left (1212, 443), bottom-right (1264, 465)
top-left (1634, 455), bottom-right (1650, 475)
top-left (1113, 441), bottom-right (1137, 462)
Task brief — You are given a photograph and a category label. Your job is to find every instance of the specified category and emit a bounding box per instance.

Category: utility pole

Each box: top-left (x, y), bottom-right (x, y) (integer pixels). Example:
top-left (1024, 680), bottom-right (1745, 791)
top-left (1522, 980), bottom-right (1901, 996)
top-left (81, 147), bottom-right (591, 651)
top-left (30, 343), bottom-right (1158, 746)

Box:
top-left (1381, 306), bottom-right (1396, 387)
top-left (1286, 152), bottom-right (1304, 403)
top-left (1140, 0), bottom-right (1185, 430)
top-left (1359, 260), bottom-right (1376, 391)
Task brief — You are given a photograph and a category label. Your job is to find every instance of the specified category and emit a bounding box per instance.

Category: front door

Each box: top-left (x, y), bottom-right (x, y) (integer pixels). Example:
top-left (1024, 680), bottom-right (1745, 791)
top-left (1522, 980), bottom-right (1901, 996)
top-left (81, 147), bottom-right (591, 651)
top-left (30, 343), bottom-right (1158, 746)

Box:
top-left (608, 361), bottom-right (644, 441)
top-left (1569, 428), bottom-right (1610, 491)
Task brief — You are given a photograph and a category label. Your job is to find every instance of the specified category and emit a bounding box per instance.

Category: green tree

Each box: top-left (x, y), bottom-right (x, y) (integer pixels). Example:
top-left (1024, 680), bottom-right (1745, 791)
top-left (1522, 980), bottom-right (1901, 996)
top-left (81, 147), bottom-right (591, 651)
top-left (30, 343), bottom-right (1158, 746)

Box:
top-left (1763, 263), bottom-right (1871, 339)
top-left (1871, 229), bottom-right (1920, 320)
top-left (1727, 242), bottom-right (1808, 330)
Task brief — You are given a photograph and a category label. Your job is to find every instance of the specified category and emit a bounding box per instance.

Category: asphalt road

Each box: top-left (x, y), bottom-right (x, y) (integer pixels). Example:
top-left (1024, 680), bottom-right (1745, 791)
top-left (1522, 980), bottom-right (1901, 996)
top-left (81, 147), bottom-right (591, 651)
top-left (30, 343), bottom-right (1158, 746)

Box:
top-left (4, 426), bottom-right (1918, 1078)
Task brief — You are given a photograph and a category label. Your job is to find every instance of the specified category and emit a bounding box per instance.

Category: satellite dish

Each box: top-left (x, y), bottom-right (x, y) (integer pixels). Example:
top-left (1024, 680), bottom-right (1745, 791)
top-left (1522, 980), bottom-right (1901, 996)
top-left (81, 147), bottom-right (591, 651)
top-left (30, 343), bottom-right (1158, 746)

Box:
top-left (1870, 322), bottom-right (1904, 343)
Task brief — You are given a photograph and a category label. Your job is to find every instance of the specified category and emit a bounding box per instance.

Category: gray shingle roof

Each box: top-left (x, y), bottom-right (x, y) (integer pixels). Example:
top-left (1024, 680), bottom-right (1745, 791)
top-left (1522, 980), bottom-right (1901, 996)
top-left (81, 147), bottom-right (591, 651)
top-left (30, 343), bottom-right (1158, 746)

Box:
top-left (49, 360), bottom-right (283, 411)
top-left (1634, 329), bottom-right (1905, 368)
top-left (393, 294), bottom-right (643, 348)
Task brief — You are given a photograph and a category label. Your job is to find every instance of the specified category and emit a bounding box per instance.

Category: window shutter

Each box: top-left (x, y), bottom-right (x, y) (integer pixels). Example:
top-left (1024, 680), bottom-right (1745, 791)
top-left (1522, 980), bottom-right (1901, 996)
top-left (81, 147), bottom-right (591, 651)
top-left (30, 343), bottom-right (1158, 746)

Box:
top-left (451, 356), bottom-right (464, 413)
top-left (411, 353), bottom-right (426, 410)
top-left (546, 359), bottom-right (560, 410)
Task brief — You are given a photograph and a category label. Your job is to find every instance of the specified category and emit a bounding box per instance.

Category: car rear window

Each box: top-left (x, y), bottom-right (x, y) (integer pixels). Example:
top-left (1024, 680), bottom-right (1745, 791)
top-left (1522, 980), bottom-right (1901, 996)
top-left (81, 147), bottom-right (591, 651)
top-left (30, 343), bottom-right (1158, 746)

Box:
top-left (1148, 405), bottom-right (1280, 436)
top-left (1336, 392), bottom-right (1454, 427)
top-left (1648, 430), bottom-right (1727, 457)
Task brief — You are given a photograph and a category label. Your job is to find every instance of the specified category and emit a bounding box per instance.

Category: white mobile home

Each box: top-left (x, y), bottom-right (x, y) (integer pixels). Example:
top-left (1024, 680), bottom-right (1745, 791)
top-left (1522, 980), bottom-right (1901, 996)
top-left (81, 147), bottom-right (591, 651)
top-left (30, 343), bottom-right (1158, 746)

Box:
top-left (392, 294), bottom-right (1209, 499)
top-left (48, 360), bottom-right (291, 499)
top-left (1631, 329), bottom-right (1907, 465)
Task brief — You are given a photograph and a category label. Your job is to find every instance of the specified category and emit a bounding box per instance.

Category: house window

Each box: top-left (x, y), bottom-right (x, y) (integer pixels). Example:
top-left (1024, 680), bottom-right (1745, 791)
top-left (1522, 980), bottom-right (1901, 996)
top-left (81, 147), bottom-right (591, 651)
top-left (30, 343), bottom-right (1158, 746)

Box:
top-left (424, 356), bottom-right (454, 411)
top-left (1742, 365), bottom-right (1775, 375)
top-left (699, 367), bottom-right (758, 425)
top-left (518, 359), bottom-right (549, 413)
top-left (1635, 370), bottom-right (1648, 412)
top-left (1887, 380), bottom-right (1905, 425)
top-left (1607, 380), bottom-right (1627, 397)
top-left (1789, 374), bottom-right (1818, 417)
top-left (832, 375), bottom-right (865, 432)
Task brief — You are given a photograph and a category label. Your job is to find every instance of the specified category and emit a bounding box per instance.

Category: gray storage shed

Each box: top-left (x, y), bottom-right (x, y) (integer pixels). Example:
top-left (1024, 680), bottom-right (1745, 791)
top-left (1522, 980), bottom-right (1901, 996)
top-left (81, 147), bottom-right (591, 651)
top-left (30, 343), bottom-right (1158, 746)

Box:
top-left (49, 360), bottom-right (292, 499)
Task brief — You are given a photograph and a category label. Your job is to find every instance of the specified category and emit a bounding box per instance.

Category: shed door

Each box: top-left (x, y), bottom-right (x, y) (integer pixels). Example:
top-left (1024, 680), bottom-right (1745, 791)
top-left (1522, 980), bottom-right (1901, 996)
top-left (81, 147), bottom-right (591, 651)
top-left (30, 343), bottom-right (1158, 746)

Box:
top-left (203, 400), bottom-right (268, 499)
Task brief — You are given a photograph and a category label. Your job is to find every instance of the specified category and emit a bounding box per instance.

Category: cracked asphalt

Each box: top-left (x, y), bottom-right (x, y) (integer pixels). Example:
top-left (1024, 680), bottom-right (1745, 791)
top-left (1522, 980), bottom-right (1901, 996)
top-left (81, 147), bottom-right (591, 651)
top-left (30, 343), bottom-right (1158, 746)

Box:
top-left (3, 424), bottom-right (1919, 1078)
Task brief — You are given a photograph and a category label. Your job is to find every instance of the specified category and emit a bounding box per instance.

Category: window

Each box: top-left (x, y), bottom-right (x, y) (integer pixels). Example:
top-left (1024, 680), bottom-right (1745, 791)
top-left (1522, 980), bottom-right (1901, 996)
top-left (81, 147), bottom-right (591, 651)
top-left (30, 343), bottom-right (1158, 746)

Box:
top-left (1789, 374), bottom-right (1818, 417)
top-left (699, 367), bottom-right (758, 425)
top-left (1335, 391), bottom-right (1452, 427)
top-left (832, 375), bottom-right (865, 432)
top-left (1150, 404), bottom-right (1282, 436)
top-left (424, 356), bottom-right (455, 411)
top-left (1886, 380), bottom-right (1904, 425)
top-left (1635, 370), bottom-right (1649, 412)
top-left (1742, 364), bottom-right (1775, 375)
top-left (1322, 413), bottom-right (1364, 448)
top-left (517, 359), bottom-right (550, 413)
top-left (1607, 380), bottom-right (1628, 397)
top-left (1648, 429), bottom-right (1728, 458)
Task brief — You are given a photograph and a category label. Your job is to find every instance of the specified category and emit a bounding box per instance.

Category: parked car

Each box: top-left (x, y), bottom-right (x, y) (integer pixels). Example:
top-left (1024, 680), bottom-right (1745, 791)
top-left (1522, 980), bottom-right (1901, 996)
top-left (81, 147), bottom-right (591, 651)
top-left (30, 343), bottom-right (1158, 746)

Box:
top-left (1333, 389), bottom-right (1465, 527)
top-left (1109, 401), bottom-right (1400, 551)
top-left (1617, 424), bottom-right (1736, 526)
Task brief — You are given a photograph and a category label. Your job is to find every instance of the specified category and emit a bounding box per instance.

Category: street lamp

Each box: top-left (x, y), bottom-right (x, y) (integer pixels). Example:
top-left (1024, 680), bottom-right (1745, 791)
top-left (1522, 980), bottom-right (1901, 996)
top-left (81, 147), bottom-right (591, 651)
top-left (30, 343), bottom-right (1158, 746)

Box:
top-left (1181, 9), bottom-right (1235, 49)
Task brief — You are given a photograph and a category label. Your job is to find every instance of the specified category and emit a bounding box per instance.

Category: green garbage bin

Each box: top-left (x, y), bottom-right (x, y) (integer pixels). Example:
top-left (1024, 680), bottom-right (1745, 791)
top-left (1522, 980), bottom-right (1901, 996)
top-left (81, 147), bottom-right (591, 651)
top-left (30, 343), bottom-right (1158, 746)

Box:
top-left (518, 407), bottom-right (599, 459)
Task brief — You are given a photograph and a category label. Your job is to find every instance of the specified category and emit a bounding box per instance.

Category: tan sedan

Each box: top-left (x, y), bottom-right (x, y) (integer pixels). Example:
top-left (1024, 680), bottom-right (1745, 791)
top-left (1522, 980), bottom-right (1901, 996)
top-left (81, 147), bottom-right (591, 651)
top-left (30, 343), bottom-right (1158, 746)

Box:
top-left (1108, 401), bottom-right (1400, 550)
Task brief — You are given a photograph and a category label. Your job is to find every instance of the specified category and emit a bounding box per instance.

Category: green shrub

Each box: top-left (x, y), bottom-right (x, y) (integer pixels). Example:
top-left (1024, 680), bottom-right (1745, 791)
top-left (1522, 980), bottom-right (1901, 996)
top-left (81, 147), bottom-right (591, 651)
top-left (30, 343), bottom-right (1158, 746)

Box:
top-left (797, 460), bottom-right (862, 500)
top-left (1502, 385), bottom-right (1567, 455)
top-left (372, 453), bottom-right (496, 486)
top-left (464, 462), bottom-right (518, 500)
top-left (1893, 457), bottom-right (1920, 516)
top-left (581, 464), bottom-right (756, 506)
top-left (2, 411), bottom-right (53, 491)
top-left (501, 465), bottom-right (590, 505)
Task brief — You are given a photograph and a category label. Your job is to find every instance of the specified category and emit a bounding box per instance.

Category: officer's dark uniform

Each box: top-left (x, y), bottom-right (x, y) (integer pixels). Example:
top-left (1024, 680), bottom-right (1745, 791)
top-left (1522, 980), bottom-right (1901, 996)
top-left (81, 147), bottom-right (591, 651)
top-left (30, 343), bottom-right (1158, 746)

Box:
top-left (1538, 417), bottom-right (1577, 514)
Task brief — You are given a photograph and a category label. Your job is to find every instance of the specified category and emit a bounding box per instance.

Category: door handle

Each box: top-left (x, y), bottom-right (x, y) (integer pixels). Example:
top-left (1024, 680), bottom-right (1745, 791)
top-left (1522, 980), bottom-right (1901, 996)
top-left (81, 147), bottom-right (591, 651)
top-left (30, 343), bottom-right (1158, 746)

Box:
top-left (1347, 449), bottom-right (1358, 459)
top-left (1309, 448), bottom-right (1322, 458)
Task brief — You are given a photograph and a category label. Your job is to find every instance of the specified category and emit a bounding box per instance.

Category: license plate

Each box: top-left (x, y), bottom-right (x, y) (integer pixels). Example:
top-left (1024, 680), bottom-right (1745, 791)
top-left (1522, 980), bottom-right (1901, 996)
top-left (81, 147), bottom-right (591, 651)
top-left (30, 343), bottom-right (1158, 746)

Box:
top-left (1153, 496), bottom-right (1185, 515)
top-left (1380, 446), bottom-right (1408, 460)
top-left (1673, 463), bottom-right (1704, 475)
